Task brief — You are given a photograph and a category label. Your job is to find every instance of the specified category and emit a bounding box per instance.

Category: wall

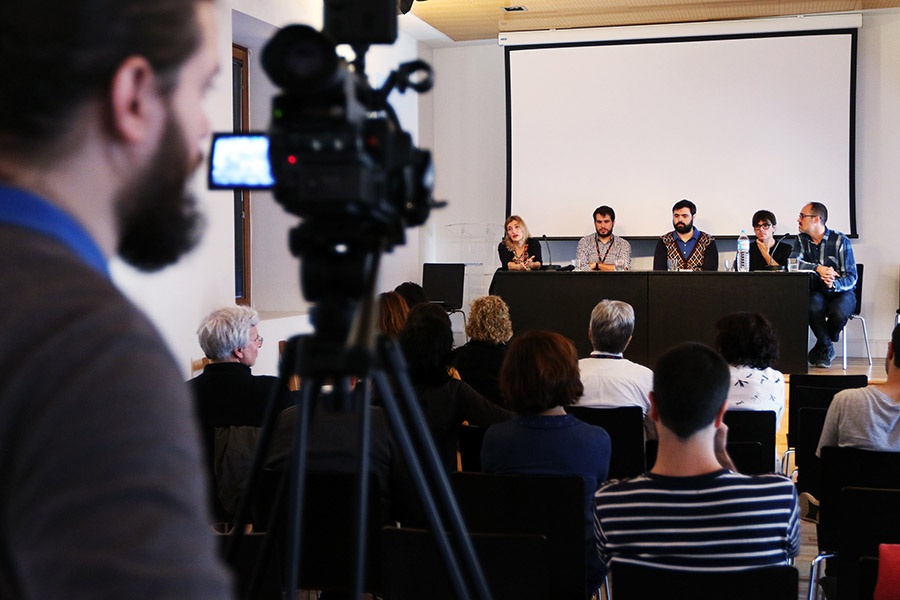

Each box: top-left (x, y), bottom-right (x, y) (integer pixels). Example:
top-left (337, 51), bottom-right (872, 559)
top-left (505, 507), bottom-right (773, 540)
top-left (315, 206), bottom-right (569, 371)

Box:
top-left (428, 11), bottom-right (900, 361)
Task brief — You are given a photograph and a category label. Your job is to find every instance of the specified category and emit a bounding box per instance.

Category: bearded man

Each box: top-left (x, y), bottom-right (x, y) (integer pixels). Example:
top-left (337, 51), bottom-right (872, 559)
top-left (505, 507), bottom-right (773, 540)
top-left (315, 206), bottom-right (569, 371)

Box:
top-left (653, 198), bottom-right (719, 271)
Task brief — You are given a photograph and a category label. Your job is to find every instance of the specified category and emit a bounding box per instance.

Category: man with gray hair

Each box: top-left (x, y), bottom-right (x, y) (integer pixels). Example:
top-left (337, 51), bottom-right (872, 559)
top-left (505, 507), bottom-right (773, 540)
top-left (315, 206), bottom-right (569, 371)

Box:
top-left (575, 300), bottom-right (654, 435)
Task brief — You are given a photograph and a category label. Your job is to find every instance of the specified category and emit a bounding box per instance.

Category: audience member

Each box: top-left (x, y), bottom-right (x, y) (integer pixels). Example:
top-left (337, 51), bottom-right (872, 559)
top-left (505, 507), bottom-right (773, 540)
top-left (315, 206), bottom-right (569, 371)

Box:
top-left (715, 312), bottom-right (785, 431)
top-left (575, 205), bottom-right (632, 271)
top-left (481, 330), bottom-right (611, 589)
top-left (793, 202), bottom-right (858, 368)
top-left (817, 323), bottom-right (900, 454)
top-left (378, 291), bottom-right (410, 338)
top-left (0, 0), bottom-right (230, 596)
top-left (575, 299), bottom-right (655, 439)
top-left (453, 295), bottom-right (513, 405)
top-left (498, 215), bottom-right (542, 271)
top-left (399, 303), bottom-right (513, 470)
top-left (749, 209), bottom-right (792, 270)
top-left (594, 343), bottom-right (799, 573)
top-left (190, 306), bottom-right (292, 518)
top-left (394, 281), bottom-right (428, 309)
top-left (653, 199), bottom-right (719, 271)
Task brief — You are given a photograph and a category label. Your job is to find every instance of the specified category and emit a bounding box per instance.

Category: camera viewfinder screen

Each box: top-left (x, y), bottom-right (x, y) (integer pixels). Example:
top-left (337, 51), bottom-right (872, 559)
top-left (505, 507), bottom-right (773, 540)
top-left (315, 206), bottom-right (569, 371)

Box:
top-left (209, 134), bottom-right (275, 189)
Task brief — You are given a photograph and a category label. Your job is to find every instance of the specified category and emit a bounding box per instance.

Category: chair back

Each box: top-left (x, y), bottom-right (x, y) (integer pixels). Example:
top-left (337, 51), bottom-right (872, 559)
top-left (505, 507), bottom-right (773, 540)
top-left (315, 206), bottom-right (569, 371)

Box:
top-left (610, 563), bottom-right (799, 600)
top-left (566, 405), bottom-right (645, 479)
top-left (380, 527), bottom-right (551, 600)
top-left (450, 472), bottom-right (587, 599)
top-left (722, 410), bottom-right (777, 474)
top-left (837, 487), bottom-right (900, 600)
top-left (818, 447), bottom-right (900, 553)
top-left (458, 424), bottom-right (486, 472)
top-left (786, 374), bottom-right (867, 449)
top-left (853, 263), bottom-right (864, 316)
top-left (795, 407), bottom-right (828, 496)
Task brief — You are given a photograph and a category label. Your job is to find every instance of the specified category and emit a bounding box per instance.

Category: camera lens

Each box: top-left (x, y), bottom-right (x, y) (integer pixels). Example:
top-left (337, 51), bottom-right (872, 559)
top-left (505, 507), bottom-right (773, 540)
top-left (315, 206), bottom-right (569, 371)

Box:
top-left (262, 25), bottom-right (341, 94)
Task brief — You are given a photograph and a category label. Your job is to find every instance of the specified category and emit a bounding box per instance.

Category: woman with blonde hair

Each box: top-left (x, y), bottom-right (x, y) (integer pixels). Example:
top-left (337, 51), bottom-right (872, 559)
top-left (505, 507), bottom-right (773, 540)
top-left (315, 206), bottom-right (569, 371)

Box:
top-left (498, 215), bottom-right (542, 271)
top-left (453, 295), bottom-right (513, 405)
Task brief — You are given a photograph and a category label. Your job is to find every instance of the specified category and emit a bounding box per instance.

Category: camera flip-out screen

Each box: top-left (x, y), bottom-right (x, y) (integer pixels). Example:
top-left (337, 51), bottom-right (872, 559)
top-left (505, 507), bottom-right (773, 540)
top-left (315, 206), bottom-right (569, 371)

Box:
top-left (208, 133), bottom-right (275, 189)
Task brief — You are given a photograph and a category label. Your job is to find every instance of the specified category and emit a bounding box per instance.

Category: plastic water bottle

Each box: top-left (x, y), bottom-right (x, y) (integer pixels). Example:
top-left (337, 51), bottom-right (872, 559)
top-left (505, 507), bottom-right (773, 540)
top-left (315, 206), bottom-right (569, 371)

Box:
top-left (736, 229), bottom-right (750, 272)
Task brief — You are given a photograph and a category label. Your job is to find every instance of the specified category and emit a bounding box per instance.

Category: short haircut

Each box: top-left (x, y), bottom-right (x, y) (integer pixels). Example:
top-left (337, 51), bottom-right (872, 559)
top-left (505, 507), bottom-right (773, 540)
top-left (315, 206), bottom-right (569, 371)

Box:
top-left (715, 312), bottom-right (779, 370)
top-left (399, 303), bottom-right (454, 386)
top-left (589, 299), bottom-right (635, 354)
top-left (465, 296), bottom-right (513, 344)
top-left (198, 306), bottom-right (260, 361)
top-left (394, 281), bottom-right (428, 309)
top-left (893, 323), bottom-right (900, 369)
top-left (752, 210), bottom-right (777, 227)
top-left (502, 215), bottom-right (532, 247)
top-left (808, 202), bottom-right (828, 224)
top-left (0, 0), bottom-right (209, 158)
top-left (594, 206), bottom-right (616, 221)
top-left (378, 291), bottom-right (409, 338)
top-left (672, 199), bottom-right (697, 215)
top-left (500, 331), bottom-right (583, 414)
top-left (653, 343), bottom-right (730, 439)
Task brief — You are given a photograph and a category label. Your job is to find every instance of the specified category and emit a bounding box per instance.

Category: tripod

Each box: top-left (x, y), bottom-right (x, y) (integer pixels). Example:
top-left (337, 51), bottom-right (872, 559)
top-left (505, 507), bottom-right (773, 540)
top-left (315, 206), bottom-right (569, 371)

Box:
top-left (224, 253), bottom-right (492, 600)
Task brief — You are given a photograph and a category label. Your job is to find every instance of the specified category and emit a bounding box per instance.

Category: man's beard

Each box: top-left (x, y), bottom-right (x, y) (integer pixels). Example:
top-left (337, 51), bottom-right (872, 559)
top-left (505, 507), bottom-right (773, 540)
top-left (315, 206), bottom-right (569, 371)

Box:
top-left (674, 219), bottom-right (693, 234)
top-left (116, 112), bottom-right (205, 272)
top-left (597, 225), bottom-right (613, 239)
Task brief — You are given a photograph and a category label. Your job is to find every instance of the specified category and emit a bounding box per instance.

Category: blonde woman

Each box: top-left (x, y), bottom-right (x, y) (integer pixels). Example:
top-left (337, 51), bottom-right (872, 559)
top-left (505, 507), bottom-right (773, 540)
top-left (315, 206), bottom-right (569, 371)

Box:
top-left (498, 215), bottom-right (542, 271)
top-left (453, 295), bottom-right (513, 405)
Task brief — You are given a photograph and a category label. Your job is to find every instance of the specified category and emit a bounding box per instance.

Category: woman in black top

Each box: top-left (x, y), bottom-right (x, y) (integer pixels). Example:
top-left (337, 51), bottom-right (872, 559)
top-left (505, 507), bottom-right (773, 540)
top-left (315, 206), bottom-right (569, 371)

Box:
top-left (498, 215), bottom-right (542, 270)
top-left (749, 209), bottom-right (792, 270)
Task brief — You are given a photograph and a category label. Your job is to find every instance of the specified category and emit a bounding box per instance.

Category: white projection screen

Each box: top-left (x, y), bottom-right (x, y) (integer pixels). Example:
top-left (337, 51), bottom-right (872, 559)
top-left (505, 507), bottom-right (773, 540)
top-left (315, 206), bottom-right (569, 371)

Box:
top-left (505, 29), bottom-right (858, 239)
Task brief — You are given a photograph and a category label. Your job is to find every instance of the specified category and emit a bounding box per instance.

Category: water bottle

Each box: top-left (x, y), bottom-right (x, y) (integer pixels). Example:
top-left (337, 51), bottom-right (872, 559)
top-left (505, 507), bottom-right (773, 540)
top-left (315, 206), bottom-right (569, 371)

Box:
top-left (736, 229), bottom-right (750, 272)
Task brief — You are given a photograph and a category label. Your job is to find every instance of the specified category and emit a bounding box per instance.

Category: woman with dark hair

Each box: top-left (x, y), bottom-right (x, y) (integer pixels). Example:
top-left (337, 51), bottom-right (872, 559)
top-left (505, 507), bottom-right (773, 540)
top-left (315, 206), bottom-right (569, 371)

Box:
top-left (749, 209), bottom-right (792, 270)
top-left (715, 311), bottom-right (785, 430)
top-left (393, 281), bottom-right (428, 309)
top-left (453, 295), bottom-right (513, 405)
top-left (498, 215), bottom-right (542, 271)
top-left (377, 291), bottom-right (409, 338)
top-left (399, 303), bottom-right (512, 471)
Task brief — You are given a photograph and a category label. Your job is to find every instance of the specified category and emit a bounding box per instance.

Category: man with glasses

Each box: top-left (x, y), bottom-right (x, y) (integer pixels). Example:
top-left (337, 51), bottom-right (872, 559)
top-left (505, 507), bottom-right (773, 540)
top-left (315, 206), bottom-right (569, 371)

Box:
top-left (793, 202), bottom-right (858, 368)
top-left (190, 306), bottom-right (293, 520)
top-left (748, 210), bottom-right (792, 270)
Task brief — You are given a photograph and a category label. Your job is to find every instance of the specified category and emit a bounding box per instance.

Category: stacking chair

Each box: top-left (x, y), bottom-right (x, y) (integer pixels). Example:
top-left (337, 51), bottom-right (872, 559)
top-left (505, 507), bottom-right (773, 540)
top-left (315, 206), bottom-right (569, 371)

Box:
top-left (836, 488), bottom-right (900, 600)
top-left (794, 407), bottom-right (828, 497)
top-left (450, 472), bottom-right (589, 600)
top-left (380, 526), bottom-right (551, 600)
top-left (721, 410), bottom-right (777, 474)
top-left (842, 263), bottom-right (872, 371)
top-left (457, 423), bottom-right (486, 472)
top-left (611, 563), bottom-right (799, 600)
top-left (565, 405), bottom-right (645, 479)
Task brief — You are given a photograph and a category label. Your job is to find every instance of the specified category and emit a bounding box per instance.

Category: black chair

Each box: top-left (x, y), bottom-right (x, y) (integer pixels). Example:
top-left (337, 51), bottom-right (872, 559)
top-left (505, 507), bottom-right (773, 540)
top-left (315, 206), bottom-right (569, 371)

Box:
top-left (457, 423), bottom-right (487, 472)
top-left (836, 487), bottom-right (900, 600)
top-left (450, 472), bottom-right (589, 600)
top-left (722, 410), bottom-right (777, 474)
top-left (842, 263), bottom-right (872, 371)
top-left (565, 405), bottom-right (645, 479)
top-left (611, 563), bottom-right (799, 600)
top-left (216, 531), bottom-right (281, 599)
top-left (380, 526), bottom-right (551, 600)
top-left (795, 407), bottom-right (828, 496)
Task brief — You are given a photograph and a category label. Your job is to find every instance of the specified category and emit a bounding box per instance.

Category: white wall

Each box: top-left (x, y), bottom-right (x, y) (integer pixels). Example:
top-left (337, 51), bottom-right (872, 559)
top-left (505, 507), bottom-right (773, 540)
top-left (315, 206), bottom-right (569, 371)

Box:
top-left (427, 11), bottom-right (900, 362)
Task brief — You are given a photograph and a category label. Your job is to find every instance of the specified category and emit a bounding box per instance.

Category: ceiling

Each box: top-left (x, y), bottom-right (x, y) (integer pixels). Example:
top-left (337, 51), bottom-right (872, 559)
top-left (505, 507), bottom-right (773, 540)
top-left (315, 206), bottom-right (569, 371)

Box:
top-left (408, 0), bottom-right (900, 42)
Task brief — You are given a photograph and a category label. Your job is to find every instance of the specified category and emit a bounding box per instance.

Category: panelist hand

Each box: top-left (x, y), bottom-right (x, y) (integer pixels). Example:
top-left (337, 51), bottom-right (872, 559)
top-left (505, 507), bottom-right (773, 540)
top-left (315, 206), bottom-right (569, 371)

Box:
top-left (816, 265), bottom-right (837, 288)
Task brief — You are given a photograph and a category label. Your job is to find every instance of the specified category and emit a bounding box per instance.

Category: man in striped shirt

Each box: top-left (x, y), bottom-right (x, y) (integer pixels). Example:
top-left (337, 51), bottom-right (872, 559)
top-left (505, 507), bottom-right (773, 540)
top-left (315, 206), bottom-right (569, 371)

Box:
top-left (593, 343), bottom-right (800, 572)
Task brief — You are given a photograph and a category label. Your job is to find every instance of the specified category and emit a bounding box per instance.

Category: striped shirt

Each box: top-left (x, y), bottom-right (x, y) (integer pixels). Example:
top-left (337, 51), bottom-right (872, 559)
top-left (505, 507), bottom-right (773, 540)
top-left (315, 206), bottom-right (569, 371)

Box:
top-left (593, 469), bottom-right (800, 572)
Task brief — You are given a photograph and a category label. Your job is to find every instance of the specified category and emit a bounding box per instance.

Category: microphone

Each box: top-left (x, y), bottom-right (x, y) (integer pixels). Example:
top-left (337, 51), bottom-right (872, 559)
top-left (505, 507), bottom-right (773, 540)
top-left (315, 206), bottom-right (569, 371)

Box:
top-left (769, 233), bottom-right (790, 266)
top-left (541, 234), bottom-right (560, 270)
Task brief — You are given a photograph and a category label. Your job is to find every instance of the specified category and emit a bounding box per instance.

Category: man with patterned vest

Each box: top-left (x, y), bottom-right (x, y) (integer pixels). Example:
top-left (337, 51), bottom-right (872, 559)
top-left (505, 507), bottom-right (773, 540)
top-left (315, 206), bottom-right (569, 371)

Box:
top-left (653, 199), bottom-right (719, 271)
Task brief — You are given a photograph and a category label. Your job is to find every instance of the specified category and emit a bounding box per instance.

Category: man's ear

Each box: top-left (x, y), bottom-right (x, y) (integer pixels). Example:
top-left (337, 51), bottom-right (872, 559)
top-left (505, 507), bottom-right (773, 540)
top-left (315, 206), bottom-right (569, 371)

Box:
top-left (109, 56), bottom-right (162, 143)
top-left (648, 391), bottom-right (659, 422)
top-left (713, 400), bottom-right (728, 428)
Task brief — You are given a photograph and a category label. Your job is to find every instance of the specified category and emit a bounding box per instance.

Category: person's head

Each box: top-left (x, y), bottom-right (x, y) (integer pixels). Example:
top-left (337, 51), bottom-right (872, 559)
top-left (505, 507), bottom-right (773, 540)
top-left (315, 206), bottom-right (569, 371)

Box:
top-left (651, 343), bottom-right (730, 440)
top-left (887, 323), bottom-right (900, 376)
top-left (672, 199), bottom-right (697, 234)
top-left (394, 281), bottom-right (428, 309)
top-left (378, 291), bottom-right (409, 338)
top-left (798, 202), bottom-right (828, 234)
top-left (593, 206), bottom-right (616, 238)
top-left (465, 296), bottom-right (513, 344)
top-left (197, 306), bottom-right (263, 366)
top-left (588, 299), bottom-right (635, 355)
top-left (715, 312), bottom-right (779, 370)
top-left (503, 215), bottom-right (531, 247)
top-left (0, 0), bottom-right (218, 272)
top-left (751, 210), bottom-right (778, 243)
top-left (500, 331), bottom-right (583, 414)
top-left (399, 303), bottom-right (454, 386)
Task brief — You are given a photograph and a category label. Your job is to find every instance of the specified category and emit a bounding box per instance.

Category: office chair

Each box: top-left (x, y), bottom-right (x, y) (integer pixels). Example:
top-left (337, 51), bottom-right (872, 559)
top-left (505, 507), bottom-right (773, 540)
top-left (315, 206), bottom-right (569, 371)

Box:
top-left (842, 263), bottom-right (872, 371)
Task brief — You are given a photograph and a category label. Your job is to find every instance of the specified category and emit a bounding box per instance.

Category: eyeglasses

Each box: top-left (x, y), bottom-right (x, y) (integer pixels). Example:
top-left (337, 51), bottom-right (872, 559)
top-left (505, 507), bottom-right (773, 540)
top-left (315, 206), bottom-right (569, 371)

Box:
top-left (753, 223), bottom-right (773, 230)
top-left (253, 335), bottom-right (264, 346)
top-left (798, 213), bottom-right (816, 220)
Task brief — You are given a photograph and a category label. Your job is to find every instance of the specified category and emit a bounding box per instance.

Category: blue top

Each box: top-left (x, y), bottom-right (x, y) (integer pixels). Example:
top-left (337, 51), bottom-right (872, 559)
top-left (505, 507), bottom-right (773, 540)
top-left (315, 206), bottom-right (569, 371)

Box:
top-left (674, 227), bottom-right (702, 260)
top-left (0, 184), bottom-right (108, 277)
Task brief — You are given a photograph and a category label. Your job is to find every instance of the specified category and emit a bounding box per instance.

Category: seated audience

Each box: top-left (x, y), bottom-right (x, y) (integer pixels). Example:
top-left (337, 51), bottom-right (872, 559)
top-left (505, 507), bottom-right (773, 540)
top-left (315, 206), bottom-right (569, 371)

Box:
top-left (817, 323), bottom-right (900, 454)
top-left (378, 291), bottom-right (410, 338)
top-left (481, 330), bottom-right (611, 588)
top-left (715, 312), bottom-right (785, 431)
top-left (453, 295), bottom-right (513, 405)
top-left (498, 215), bottom-right (542, 271)
top-left (399, 303), bottom-right (513, 470)
top-left (190, 306), bottom-right (291, 519)
top-left (575, 299), bottom-right (655, 438)
top-left (394, 281), bottom-right (428, 309)
top-left (594, 343), bottom-right (800, 572)
top-left (749, 209), bottom-right (792, 270)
